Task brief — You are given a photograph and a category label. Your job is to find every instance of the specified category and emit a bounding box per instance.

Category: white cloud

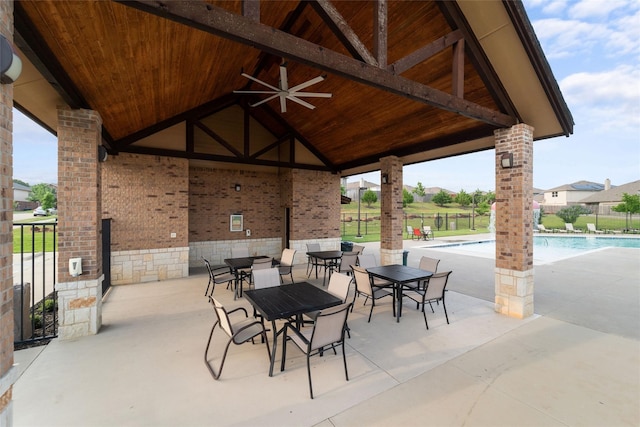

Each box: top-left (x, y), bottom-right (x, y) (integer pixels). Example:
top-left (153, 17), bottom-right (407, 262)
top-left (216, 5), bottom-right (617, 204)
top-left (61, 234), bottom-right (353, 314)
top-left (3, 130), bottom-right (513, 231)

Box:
top-left (560, 65), bottom-right (640, 130)
top-left (531, 18), bottom-right (608, 59)
top-left (569, 0), bottom-right (629, 19)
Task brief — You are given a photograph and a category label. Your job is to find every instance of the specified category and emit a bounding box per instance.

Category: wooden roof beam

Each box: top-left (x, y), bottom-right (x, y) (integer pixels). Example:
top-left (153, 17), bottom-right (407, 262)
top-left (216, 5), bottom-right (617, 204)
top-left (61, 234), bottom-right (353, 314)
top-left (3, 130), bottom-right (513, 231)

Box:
top-left (118, 0), bottom-right (517, 128)
top-left (310, 0), bottom-right (378, 66)
top-left (389, 30), bottom-right (463, 75)
top-left (373, 0), bottom-right (387, 68)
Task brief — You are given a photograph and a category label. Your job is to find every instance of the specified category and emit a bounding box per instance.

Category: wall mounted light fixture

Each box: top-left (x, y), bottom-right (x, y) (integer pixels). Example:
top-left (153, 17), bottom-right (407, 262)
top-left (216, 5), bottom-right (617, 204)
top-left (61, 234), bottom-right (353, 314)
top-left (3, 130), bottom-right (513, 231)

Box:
top-left (235, 184), bottom-right (241, 192)
top-left (0, 35), bottom-right (22, 84)
top-left (381, 173), bottom-right (389, 184)
top-left (501, 152), bottom-right (514, 169)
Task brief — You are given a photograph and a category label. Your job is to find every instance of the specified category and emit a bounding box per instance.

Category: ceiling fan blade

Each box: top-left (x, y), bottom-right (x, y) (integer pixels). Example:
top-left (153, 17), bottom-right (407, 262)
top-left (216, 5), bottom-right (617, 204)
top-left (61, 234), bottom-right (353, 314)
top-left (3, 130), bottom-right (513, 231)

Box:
top-left (279, 93), bottom-right (287, 113)
top-left (286, 96), bottom-right (316, 110)
top-left (279, 64), bottom-right (288, 91)
top-left (233, 90), bottom-right (280, 94)
top-left (240, 73), bottom-right (280, 92)
top-left (288, 75), bottom-right (326, 92)
top-left (249, 94), bottom-right (279, 108)
top-left (290, 92), bottom-right (332, 98)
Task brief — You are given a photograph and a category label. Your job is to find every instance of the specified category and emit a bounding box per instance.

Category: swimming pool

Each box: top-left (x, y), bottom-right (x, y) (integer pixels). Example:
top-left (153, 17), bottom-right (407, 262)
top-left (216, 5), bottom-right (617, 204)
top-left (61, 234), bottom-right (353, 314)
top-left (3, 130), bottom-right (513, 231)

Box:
top-left (424, 235), bottom-right (640, 265)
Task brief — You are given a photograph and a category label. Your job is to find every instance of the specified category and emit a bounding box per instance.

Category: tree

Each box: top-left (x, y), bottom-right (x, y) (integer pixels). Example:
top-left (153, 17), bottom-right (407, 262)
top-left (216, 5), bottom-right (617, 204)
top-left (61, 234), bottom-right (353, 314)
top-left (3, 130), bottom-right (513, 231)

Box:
top-left (454, 189), bottom-right (472, 207)
top-left (361, 189), bottom-right (377, 207)
top-left (612, 193), bottom-right (640, 215)
top-left (555, 205), bottom-right (591, 224)
top-left (402, 188), bottom-right (414, 207)
top-left (28, 183), bottom-right (57, 206)
top-left (41, 192), bottom-right (57, 210)
top-left (14, 179), bottom-right (30, 187)
top-left (476, 201), bottom-right (490, 216)
top-left (414, 182), bottom-right (426, 197)
top-left (340, 185), bottom-right (346, 196)
top-left (432, 190), bottom-right (452, 207)
top-left (483, 191), bottom-right (496, 205)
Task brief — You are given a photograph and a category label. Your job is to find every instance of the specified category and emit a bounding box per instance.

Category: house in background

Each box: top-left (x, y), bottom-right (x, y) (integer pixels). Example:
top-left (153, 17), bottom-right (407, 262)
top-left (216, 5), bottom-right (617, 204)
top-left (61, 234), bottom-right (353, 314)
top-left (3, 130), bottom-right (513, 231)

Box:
top-left (12, 181), bottom-right (37, 211)
top-left (542, 180), bottom-right (610, 213)
top-left (581, 180), bottom-right (640, 215)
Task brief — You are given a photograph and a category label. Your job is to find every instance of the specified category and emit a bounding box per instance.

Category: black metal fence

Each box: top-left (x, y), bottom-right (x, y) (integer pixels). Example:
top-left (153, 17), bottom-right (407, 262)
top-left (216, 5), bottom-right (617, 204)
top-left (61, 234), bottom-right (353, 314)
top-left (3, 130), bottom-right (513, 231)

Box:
top-left (13, 223), bottom-right (58, 348)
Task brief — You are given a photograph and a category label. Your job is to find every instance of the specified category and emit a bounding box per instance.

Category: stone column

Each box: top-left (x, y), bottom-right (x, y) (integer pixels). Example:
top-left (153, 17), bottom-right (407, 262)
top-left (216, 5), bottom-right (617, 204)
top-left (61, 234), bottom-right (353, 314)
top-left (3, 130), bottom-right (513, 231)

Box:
top-left (380, 156), bottom-right (403, 265)
top-left (57, 107), bottom-right (104, 339)
top-left (494, 124), bottom-right (534, 318)
top-left (0, 2), bottom-right (17, 424)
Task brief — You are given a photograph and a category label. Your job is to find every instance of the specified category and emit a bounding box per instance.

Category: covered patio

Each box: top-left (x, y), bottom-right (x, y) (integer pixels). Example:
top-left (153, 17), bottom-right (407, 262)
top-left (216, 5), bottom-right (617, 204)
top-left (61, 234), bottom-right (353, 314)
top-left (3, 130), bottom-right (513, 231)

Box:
top-left (2, 1), bottom-right (576, 423)
top-left (12, 241), bottom-right (639, 426)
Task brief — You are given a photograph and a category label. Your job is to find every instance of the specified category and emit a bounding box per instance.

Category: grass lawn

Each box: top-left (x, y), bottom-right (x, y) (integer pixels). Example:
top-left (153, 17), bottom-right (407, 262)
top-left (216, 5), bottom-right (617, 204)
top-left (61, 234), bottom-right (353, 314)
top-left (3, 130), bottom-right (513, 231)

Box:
top-left (13, 223), bottom-right (58, 253)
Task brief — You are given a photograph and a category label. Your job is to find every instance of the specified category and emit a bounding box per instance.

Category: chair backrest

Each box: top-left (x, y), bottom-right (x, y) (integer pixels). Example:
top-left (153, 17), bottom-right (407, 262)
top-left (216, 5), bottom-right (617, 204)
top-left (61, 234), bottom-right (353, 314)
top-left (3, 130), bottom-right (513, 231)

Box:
top-left (306, 243), bottom-right (321, 252)
top-left (418, 256), bottom-right (439, 273)
top-left (211, 297), bottom-right (233, 337)
top-left (351, 266), bottom-right (373, 297)
top-left (326, 272), bottom-right (352, 302)
top-left (351, 244), bottom-right (365, 254)
top-left (407, 225), bottom-right (413, 235)
top-left (231, 247), bottom-right (250, 258)
top-left (252, 268), bottom-right (281, 289)
top-left (281, 248), bottom-right (296, 266)
top-left (538, 224), bottom-right (547, 231)
top-left (339, 252), bottom-right (359, 273)
top-left (424, 271), bottom-right (452, 301)
top-left (309, 303), bottom-right (351, 351)
top-left (587, 223), bottom-right (596, 232)
top-left (565, 223), bottom-right (574, 231)
top-left (252, 257), bottom-right (273, 270)
top-left (203, 257), bottom-right (214, 280)
top-left (423, 225), bottom-right (432, 233)
top-left (357, 253), bottom-right (377, 269)
top-left (413, 228), bottom-right (422, 237)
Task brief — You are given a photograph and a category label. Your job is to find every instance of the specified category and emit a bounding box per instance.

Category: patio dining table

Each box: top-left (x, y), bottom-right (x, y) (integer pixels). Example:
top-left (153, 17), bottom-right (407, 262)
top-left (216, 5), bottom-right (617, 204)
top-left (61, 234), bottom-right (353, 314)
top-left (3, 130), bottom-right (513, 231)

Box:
top-left (244, 282), bottom-right (342, 376)
top-left (306, 250), bottom-right (343, 286)
top-left (366, 264), bottom-right (433, 323)
top-left (224, 256), bottom-right (277, 299)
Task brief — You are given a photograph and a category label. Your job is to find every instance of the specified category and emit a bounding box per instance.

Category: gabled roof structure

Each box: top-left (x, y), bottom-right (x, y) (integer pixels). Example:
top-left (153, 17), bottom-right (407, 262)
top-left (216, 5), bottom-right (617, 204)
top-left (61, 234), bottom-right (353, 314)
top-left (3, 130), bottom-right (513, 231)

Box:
top-left (13, 0), bottom-right (572, 176)
top-left (581, 180), bottom-right (640, 204)
top-left (547, 180), bottom-right (605, 192)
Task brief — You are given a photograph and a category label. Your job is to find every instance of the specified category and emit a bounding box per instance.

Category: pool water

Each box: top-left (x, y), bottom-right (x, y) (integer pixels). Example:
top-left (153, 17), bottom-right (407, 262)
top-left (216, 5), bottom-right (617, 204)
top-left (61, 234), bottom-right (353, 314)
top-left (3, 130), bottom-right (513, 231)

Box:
top-left (425, 236), bottom-right (640, 265)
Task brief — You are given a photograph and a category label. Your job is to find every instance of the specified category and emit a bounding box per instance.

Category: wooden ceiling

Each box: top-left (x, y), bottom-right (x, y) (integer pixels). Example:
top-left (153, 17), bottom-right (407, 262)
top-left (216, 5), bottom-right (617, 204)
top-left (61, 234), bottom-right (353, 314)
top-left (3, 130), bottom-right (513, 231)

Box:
top-left (13, 0), bottom-right (572, 175)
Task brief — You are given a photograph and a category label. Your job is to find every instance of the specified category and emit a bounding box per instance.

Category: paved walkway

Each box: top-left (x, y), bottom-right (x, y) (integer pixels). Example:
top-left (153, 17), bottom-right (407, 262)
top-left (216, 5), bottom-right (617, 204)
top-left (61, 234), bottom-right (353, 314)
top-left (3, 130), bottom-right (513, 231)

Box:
top-left (11, 236), bottom-right (640, 426)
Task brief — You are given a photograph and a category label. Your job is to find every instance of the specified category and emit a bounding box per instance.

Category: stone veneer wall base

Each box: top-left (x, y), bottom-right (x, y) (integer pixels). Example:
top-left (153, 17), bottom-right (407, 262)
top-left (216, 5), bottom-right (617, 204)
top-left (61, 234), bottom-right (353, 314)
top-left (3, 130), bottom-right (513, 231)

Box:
top-left (111, 247), bottom-right (189, 285)
top-left (380, 248), bottom-right (403, 266)
top-left (57, 275), bottom-right (103, 340)
top-left (190, 238), bottom-right (282, 267)
top-left (494, 267), bottom-right (534, 319)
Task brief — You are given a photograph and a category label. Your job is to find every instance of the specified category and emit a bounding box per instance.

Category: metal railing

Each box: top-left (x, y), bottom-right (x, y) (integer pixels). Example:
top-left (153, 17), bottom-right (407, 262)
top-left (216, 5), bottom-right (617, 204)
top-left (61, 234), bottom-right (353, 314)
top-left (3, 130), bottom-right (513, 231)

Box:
top-left (13, 223), bottom-right (58, 347)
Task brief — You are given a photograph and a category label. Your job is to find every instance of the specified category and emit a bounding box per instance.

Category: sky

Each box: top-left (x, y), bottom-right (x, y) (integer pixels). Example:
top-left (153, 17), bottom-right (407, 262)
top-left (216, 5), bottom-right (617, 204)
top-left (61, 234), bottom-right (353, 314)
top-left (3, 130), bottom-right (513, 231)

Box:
top-left (11, 0), bottom-right (640, 192)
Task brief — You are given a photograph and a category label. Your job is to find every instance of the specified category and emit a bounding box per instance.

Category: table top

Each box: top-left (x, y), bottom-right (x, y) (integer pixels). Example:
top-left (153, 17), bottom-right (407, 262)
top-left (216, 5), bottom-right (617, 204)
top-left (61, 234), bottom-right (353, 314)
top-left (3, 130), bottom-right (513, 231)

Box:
top-left (224, 255), bottom-right (271, 270)
top-left (306, 250), bottom-right (343, 260)
top-left (367, 264), bottom-right (433, 284)
top-left (244, 282), bottom-right (342, 321)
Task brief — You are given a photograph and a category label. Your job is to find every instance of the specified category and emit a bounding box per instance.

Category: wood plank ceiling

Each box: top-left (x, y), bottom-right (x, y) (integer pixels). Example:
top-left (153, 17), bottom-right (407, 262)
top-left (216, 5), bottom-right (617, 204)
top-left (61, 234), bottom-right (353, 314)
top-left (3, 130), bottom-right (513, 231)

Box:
top-left (14, 1), bottom-right (568, 174)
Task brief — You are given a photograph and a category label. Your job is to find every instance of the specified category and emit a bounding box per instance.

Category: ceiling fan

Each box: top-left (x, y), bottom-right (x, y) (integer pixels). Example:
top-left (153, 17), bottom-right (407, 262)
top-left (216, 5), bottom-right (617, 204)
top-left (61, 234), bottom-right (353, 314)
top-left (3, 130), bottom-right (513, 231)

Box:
top-left (234, 62), bottom-right (332, 113)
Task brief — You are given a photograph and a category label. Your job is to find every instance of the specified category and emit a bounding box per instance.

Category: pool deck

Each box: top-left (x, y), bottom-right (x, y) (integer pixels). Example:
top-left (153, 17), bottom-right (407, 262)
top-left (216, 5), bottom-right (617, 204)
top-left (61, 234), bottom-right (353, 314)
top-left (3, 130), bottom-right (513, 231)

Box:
top-left (11, 234), bottom-right (640, 426)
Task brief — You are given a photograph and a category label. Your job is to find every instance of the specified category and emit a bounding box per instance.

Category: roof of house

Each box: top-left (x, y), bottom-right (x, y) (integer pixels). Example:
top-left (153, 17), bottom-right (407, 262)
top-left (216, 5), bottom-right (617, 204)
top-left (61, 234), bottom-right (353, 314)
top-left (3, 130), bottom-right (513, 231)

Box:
top-left (546, 180), bottom-right (605, 192)
top-left (13, 182), bottom-right (31, 192)
top-left (14, 1), bottom-right (572, 176)
top-left (581, 180), bottom-right (640, 204)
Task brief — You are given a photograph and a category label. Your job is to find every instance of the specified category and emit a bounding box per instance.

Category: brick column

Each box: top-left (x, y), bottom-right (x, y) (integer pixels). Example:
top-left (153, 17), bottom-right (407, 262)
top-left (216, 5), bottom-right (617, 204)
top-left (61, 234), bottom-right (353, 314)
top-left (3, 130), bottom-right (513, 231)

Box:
top-left (57, 107), bottom-right (103, 339)
top-left (494, 124), bottom-right (534, 318)
top-left (0, 2), bottom-right (17, 424)
top-left (380, 156), bottom-right (403, 265)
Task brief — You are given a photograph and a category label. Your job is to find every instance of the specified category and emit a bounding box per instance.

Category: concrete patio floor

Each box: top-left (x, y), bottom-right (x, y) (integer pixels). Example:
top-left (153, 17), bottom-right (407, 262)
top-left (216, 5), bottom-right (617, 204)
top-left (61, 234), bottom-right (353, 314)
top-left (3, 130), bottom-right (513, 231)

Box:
top-left (12, 237), bottom-right (640, 426)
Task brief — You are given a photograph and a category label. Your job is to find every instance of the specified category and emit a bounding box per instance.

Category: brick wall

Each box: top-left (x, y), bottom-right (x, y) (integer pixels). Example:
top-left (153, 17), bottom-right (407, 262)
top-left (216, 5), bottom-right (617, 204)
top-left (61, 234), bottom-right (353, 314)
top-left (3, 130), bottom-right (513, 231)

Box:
top-left (102, 153), bottom-right (189, 251)
top-left (289, 169), bottom-right (340, 240)
top-left (101, 153), bottom-right (189, 284)
top-left (57, 108), bottom-right (103, 282)
top-left (0, 1), bottom-right (15, 419)
top-left (189, 167), bottom-right (283, 242)
top-left (380, 157), bottom-right (404, 265)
